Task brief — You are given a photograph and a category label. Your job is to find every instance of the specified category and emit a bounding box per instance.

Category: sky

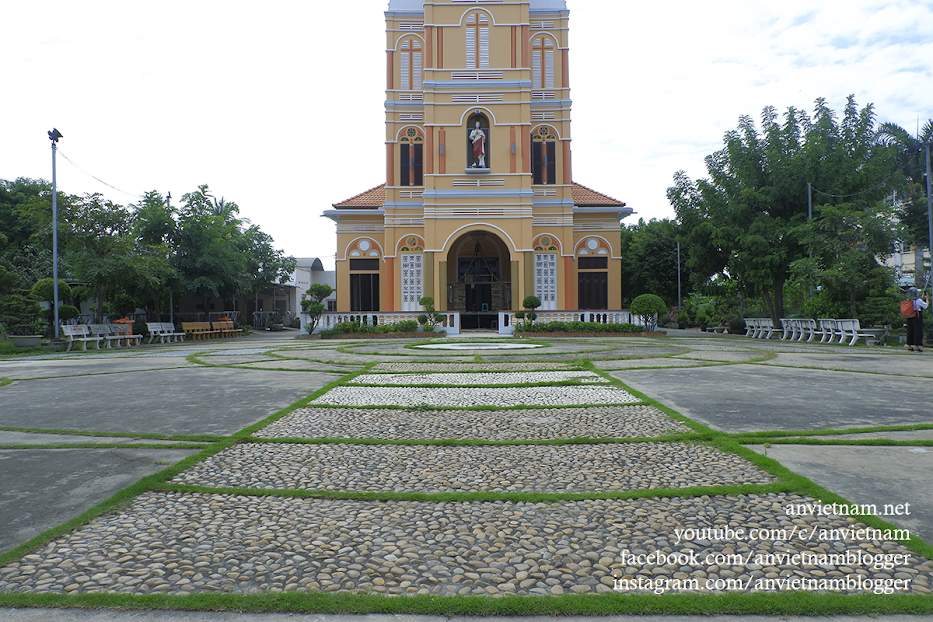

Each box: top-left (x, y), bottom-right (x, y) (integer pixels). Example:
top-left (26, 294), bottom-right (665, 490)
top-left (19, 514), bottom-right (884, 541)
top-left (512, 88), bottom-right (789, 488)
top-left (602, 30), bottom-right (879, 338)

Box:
top-left (3, 1), bottom-right (931, 269)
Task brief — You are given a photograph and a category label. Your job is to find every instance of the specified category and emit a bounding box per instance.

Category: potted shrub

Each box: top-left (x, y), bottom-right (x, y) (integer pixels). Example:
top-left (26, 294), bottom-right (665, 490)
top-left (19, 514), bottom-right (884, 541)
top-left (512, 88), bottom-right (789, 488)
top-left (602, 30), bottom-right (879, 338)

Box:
top-left (0, 293), bottom-right (46, 347)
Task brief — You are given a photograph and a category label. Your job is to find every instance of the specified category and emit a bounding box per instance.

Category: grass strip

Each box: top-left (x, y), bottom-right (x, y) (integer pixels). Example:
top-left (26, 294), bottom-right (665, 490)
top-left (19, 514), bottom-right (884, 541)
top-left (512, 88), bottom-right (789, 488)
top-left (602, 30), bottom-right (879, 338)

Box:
top-left (0, 443), bottom-right (211, 450)
top-left (301, 401), bottom-right (651, 411)
top-left (0, 426), bottom-right (225, 442)
top-left (242, 434), bottom-right (709, 446)
top-left (0, 584), bottom-right (931, 615)
top-left (736, 437), bottom-right (933, 447)
top-left (727, 423), bottom-right (933, 439)
top-left (152, 481), bottom-right (787, 504)
top-left (0, 377), bottom-right (12, 387)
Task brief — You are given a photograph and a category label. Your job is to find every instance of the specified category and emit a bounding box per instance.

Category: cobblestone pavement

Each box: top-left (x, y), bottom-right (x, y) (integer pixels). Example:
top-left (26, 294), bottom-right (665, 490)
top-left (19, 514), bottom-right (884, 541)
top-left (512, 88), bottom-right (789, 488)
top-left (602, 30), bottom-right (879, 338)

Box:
top-left (1, 493), bottom-right (929, 596)
top-left (309, 385), bottom-right (641, 407)
top-left (254, 405), bottom-right (692, 440)
top-left (2, 355), bottom-right (932, 599)
top-left (349, 371), bottom-right (608, 385)
top-left (170, 442), bottom-right (774, 493)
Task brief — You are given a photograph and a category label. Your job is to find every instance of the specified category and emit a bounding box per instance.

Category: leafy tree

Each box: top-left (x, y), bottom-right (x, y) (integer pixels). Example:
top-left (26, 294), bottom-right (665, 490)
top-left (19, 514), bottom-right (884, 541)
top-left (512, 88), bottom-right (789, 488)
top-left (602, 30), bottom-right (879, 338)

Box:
top-left (126, 191), bottom-right (178, 321)
top-left (30, 278), bottom-right (74, 334)
top-left (670, 96), bottom-right (897, 323)
top-left (630, 293), bottom-right (666, 331)
top-left (875, 119), bottom-right (933, 285)
top-left (174, 185), bottom-right (251, 310)
top-left (619, 218), bottom-right (688, 306)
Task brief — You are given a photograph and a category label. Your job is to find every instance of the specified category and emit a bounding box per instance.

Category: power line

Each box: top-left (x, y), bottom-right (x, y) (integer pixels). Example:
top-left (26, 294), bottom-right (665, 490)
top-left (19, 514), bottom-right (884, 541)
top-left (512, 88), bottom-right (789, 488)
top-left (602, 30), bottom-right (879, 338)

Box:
top-left (56, 149), bottom-right (143, 200)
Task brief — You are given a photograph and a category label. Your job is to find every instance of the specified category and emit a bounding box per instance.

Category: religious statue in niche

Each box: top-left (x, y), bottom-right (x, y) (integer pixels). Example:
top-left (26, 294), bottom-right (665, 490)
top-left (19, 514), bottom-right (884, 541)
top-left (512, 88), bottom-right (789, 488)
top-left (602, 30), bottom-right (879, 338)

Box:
top-left (468, 120), bottom-right (488, 168)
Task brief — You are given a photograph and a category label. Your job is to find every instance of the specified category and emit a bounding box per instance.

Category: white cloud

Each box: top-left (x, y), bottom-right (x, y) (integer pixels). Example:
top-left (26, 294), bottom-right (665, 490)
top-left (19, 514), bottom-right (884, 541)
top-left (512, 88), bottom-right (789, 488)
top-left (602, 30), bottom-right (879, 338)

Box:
top-left (1, 0), bottom-right (930, 264)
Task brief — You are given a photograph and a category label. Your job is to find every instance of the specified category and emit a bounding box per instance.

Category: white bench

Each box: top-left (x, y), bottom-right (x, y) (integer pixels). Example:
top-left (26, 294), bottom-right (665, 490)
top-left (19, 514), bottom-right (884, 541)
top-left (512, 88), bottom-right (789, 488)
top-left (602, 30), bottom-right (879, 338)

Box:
top-left (60, 325), bottom-right (103, 351)
top-left (780, 318), bottom-right (823, 342)
top-left (88, 324), bottom-right (125, 349)
top-left (835, 319), bottom-right (883, 346)
top-left (745, 318), bottom-right (778, 339)
top-left (110, 323), bottom-right (143, 346)
top-left (146, 322), bottom-right (186, 344)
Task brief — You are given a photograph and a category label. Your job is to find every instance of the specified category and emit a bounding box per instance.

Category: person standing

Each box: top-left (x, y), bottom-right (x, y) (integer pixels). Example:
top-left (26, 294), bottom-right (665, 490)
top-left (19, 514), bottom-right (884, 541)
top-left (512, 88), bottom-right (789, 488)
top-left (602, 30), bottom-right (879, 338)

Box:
top-left (906, 287), bottom-right (929, 352)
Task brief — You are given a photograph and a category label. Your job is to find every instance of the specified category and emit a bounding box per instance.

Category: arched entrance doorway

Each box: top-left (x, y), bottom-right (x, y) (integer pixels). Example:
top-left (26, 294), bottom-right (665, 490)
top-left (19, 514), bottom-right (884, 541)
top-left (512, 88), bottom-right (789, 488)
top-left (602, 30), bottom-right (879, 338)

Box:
top-left (447, 231), bottom-right (511, 329)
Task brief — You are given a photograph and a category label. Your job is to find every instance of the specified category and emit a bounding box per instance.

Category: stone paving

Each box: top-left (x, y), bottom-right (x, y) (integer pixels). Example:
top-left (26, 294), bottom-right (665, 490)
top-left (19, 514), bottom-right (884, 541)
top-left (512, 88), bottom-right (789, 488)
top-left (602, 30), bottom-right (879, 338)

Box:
top-left (2, 348), bottom-right (933, 599)
top-left (170, 442), bottom-right (774, 493)
top-left (349, 371), bottom-right (608, 385)
top-left (255, 405), bottom-right (691, 440)
top-left (2, 493), bottom-right (930, 596)
top-left (309, 385), bottom-right (641, 408)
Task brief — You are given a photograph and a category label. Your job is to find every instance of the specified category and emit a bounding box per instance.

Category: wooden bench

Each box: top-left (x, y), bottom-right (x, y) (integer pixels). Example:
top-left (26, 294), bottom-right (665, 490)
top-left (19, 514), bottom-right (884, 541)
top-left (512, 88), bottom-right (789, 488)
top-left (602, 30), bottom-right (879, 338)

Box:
top-left (181, 321), bottom-right (220, 340)
top-left (146, 322), bottom-right (186, 344)
top-left (60, 325), bottom-right (103, 351)
top-left (88, 324), bottom-right (125, 349)
top-left (212, 320), bottom-right (242, 338)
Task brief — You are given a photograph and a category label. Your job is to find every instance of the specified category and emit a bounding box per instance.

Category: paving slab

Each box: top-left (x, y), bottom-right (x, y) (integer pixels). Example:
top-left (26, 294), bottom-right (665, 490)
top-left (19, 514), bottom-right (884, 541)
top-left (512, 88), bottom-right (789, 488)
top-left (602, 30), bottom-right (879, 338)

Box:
top-left (3, 614), bottom-right (933, 622)
top-left (673, 350), bottom-right (766, 362)
top-left (238, 359), bottom-right (361, 372)
top-left (616, 364), bottom-right (933, 432)
top-left (0, 368), bottom-right (341, 436)
top-left (0, 447), bottom-right (200, 554)
top-left (593, 358), bottom-right (712, 370)
top-left (0, 431), bottom-right (204, 446)
top-left (2, 614), bottom-right (933, 622)
top-left (0, 356), bottom-right (196, 380)
top-left (788, 430), bottom-right (933, 441)
top-left (746, 444), bottom-right (933, 541)
top-left (760, 351), bottom-right (933, 376)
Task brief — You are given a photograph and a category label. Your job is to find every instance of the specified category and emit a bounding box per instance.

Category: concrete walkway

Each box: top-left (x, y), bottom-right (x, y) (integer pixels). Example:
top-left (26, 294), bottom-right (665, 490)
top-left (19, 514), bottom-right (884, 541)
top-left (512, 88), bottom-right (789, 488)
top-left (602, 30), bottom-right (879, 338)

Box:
top-left (1, 330), bottom-right (931, 619)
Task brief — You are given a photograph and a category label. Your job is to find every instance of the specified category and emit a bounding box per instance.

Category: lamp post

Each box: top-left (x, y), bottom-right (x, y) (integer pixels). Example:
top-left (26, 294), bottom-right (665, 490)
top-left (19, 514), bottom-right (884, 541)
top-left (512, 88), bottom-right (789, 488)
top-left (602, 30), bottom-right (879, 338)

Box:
top-left (48, 128), bottom-right (63, 337)
top-left (924, 141), bottom-right (932, 341)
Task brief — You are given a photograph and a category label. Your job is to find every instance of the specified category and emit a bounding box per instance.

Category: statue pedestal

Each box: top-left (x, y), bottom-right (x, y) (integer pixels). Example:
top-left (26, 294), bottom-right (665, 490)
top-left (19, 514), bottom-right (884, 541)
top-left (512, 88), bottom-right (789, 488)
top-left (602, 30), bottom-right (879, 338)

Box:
top-left (463, 167), bottom-right (491, 174)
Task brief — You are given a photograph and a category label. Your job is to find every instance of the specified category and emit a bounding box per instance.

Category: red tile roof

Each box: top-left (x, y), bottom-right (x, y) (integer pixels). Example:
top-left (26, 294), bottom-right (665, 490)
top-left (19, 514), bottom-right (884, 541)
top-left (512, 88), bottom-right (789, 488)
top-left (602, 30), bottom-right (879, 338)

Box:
top-left (571, 182), bottom-right (626, 207)
top-left (332, 181), bottom-right (625, 208)
top-left (332, 184), bottom-right (386, 208)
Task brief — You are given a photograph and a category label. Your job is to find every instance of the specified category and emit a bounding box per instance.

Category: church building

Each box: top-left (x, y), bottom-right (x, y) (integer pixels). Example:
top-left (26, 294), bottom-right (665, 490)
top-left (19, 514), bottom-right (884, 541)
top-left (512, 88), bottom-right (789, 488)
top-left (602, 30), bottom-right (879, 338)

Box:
top-left (324, 0), bottom-right (633, 329)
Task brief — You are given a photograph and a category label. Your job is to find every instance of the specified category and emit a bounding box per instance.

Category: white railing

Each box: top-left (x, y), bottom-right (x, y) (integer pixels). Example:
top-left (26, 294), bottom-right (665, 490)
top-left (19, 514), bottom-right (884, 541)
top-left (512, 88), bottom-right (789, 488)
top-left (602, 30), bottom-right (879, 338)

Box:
top-left (313, 312), bottom-right (460, 335)
top-left (497, 310), bottom-right (638, 335)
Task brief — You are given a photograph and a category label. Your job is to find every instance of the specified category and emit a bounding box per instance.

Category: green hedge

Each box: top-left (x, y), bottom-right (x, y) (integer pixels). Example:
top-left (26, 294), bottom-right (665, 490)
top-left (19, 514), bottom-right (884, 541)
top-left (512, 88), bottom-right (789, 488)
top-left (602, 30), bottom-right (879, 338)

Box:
top-left (513, 321), bottom-right (643, 333)
top-left (321, 319), bottom-right (419, 336)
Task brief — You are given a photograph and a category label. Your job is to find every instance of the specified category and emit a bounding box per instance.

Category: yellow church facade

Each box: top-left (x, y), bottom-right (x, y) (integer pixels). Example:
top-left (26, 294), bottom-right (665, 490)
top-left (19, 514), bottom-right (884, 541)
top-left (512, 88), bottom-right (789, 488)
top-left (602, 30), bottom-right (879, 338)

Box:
top-left (324, 0), bottom-right (632, 329)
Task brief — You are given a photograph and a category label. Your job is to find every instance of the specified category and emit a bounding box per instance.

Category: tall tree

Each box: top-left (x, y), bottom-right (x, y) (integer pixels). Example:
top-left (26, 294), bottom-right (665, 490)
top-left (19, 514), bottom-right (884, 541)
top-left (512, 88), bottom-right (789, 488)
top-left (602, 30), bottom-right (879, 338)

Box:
top-left (619, 218), bottom-right (687, 306)
top-left (875, 119), bottom-right (933, 285)
top-left (669, 96), bottom-right (897, 322)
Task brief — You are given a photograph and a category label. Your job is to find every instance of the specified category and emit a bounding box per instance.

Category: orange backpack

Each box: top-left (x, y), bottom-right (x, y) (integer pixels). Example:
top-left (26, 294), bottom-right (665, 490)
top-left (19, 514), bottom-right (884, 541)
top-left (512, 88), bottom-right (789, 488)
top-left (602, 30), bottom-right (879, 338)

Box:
top-left (901, 299), bottom-right (917, 319)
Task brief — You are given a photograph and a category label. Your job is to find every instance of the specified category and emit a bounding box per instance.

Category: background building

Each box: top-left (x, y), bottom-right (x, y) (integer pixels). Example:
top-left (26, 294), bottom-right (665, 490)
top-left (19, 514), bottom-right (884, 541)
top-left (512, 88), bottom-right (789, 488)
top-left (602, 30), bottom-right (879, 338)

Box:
top-left (324, 0), bottom-right (632, 329)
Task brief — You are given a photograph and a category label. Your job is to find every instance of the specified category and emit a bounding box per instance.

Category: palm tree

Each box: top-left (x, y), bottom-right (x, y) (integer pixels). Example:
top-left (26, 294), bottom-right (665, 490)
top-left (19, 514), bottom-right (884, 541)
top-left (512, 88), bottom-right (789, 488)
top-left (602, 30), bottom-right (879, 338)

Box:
top-left (875, 120), bottom-right (933, 286)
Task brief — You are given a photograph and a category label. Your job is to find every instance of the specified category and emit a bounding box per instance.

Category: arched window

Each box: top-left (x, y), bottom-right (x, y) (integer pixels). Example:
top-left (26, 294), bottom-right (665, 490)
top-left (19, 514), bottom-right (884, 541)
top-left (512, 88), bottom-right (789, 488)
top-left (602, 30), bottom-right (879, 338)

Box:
top-left (399, 127), bottom-right (424, 186)
top-left (531, 125), bottom-right (557, 184)
top-left (531, 35), bottom-right (555, 89)
top-left (467, 113), bottom-right (489, 169)
top-left (399, 37), bottom-right (422, 91)
top-left (465, 11), bottom-right (490, 69)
